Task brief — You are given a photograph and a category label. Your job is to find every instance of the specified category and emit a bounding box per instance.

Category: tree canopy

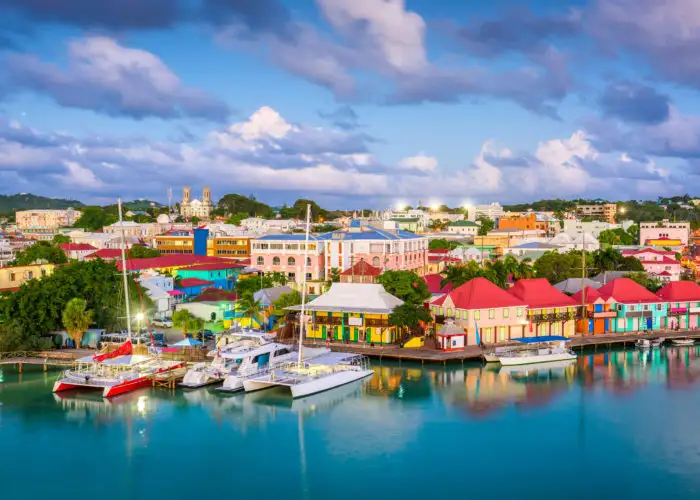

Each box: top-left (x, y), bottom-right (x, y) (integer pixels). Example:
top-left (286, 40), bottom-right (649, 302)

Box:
top-left (0, 260), bottom-right (150, 350)
top-left (73, 206), bottom-right (117, 231)
top-left (376, 270), bottom-right (430, 305)
top-left (235, 272), bottom-right (288, 296)
top-left (172, 309), bottom-right (204, 337)
top-left (273, 290), bottom-right (304, 314)
top-left (10, 241), bottom-right (68, 266)
top-left (429, 239), bottom-right (461, 251)
top-left (476, 216), bottom-right (494, 236)
top-left (217, 194), bottom-right (275, 218)
top-left (52, 234), bottom-right (71, 245)
top-left (388, 303), bottom-right (432, 329)
top-left (128, 246), bottom-right (162, 259)
top-left (62, 298), bottom-right (93, 348)
top-left (598, 228), bottom-right (636, 246)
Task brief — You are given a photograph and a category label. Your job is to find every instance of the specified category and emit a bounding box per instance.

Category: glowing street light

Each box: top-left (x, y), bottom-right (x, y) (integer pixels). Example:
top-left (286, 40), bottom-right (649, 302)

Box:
top-left (396, 202), bottom-right (406, 211)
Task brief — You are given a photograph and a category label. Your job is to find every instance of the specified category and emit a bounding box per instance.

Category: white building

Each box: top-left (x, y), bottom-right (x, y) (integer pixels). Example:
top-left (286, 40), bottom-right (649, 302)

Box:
top-left (549, 232), bottom-right (599, 252)
top-left (449, 246), bottom-right (490, 263)
top-left (139, 273), bottom-right (179, 319)
top-left (468, 202), bottom-right (504, 221)
top-left (67, 230), bottom-right (138, 249)
top-left (180, 186), bottom-right (215, 220)
top-left (240, 218), bottom-right (297, 233)
top-left (446, 220), bottom-right (479, 236)
top-left (58, 243), bottom-right (98, 261)
top-left (16, 208), bottom-right (82, 231)
top-left (0, 239), bottom-right (15, 267)
top-left (562, 220), bottom-right (623, 239)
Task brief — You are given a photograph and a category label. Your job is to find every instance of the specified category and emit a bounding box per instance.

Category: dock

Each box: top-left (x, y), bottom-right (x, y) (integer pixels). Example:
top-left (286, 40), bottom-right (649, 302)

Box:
top-left (301, 329), bottom-right (700, 365)
top-left (0, 351), bottom-right (86, 372)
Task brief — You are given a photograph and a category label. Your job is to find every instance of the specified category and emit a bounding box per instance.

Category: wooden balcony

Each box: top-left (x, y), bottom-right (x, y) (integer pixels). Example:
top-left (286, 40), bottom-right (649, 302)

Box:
top-left (588, 311), bottom-right (617, 319)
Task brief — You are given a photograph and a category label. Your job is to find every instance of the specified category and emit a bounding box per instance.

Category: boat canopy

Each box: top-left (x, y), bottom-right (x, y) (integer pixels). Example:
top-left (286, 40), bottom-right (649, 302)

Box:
top-left (513, 336), bottom-right (570, 344)
top-left (101, 354), bottom-right (151, 366)
top-left (220, 342), bottom-right (289, 359)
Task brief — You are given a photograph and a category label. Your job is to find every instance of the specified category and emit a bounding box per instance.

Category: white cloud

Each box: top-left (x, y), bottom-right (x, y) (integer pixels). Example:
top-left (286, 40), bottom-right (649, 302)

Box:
top-left (397, 154), bottom-right (437, 172)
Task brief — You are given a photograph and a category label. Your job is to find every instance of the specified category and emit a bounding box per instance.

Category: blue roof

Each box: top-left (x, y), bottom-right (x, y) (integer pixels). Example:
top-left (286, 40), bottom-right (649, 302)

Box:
top-left (256, 234), bottom-right (321, 241)
top-left (350, 220), bottom-right (361, 228)
top-left (514, 336), bottom-right (570, 344)
top-left (315, 226), bottom-right (424, 241)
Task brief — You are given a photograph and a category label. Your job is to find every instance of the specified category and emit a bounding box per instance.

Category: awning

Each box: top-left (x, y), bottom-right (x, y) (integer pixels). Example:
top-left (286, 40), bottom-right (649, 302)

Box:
top-left (167, 290), bottom-right (185, 296)
top-left (172, 337), bottom-right (202, 347)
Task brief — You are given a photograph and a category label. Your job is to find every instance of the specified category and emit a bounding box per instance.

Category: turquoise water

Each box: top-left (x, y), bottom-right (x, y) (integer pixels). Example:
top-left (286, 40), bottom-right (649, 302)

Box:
top-left (2, 347), bottom-right (700, 500)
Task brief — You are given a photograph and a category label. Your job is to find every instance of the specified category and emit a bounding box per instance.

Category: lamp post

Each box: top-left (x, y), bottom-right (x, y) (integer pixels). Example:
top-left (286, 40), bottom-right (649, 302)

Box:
top-left (136, 312), bottom-right (144, 343)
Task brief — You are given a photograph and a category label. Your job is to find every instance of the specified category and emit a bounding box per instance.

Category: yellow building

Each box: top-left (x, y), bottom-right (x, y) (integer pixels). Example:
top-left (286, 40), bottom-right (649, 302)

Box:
top-left (0, 263), bottom-right (55, 291)
top-left (207, 237), bottom-right (252, 259)
top-left (288, 283), bottom-right (404, 345)
top-left (154, 235), bottom-right (194, 255)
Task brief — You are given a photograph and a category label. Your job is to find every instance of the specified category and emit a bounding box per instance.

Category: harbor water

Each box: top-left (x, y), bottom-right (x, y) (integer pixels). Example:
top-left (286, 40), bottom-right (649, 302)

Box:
top-left (2, 346), bottom-right (700, 499)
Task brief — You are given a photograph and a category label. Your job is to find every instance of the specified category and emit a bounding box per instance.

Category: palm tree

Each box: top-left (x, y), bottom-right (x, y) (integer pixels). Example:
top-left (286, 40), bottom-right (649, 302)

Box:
top-left (62, 298), bottom-right (93, 348)
top-left (514, 258), bottom-right (535, 280)
top-left (502, 255), bottom-right (520, 282)
top-left (484, 260), bottom-right (509, 288)
top-left (592, 248), bottom-right (622, 284)
top-left (172, 309), bottom-right (204, 338)
top-left (238, 292), bottom-right (264, 328)
top-left (441, 262), bottom-right (481, 288)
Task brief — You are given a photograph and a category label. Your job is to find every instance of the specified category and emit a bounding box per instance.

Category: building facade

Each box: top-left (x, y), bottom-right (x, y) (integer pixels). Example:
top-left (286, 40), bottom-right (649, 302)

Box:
top-left (621, 248), bottom-right (681, 282)
top-left (447, 220), bottom-right (479, 236)
top-left (468, 203), bottom-right (505, 221)
top-left (597, 278), bottom-right (668, 332)
top-left (16, 209), bottom-right (82, 232)
top-left (508, 279), bottom-right (578, 337)
top-left (657, 281), bottom-right (700, 329)
top-left (180, 186), bottom-right (215, 220)
top-left (640, 220), bottom-right (690, 247)
top-left (251, 234), bottom-right (326, 292)
top-left (57, 243), bottom-right (97, 261)
top-left (576, 204), bottom-right (617, 223)
top-left (572, 287), bottom-right (617, 334)
top-left (0, 263), bottom-right (55, 291)
top-left (175, 262), bottom-right (242, 290)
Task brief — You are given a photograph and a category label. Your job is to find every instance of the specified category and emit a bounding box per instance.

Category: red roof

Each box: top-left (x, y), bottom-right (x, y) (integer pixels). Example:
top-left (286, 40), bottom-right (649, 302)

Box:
top-left (428, 255), bottom-right (461, 263)
top-left (58, 243), bottom-right (97, 251)
top-left (86, 248), bottom-right (122, 260)
top-left (423, 274), bottom-right (453, 295)
top-left (239, 258), bottom-right (251, 266)
top-left (622, 248), bottom-right (674, 257)
top-left (571, 286), bottom-right (603, 304)
top-left (178, 278), bottom-right (214, 288)
top-left (340, 259), bottom-right (381, 276)
top-left (433, 277), bottom-right (526, 309)
top-left (656, 271), bottom-right (672, 276)
top-left (508, 279), bottom-right (577, 308)
top-left (657, 281), bottom-right (700, 301)
top-left (192, 288), bottom-right (238, 302)
top-left (178, 262), bottom-right (244, 271)
top-left (117, 255), bottom-right (232, 272)
top-left (429, 249), bottom-right (450, 255)
top-left (597, 278), bottom-right (661, 304)
top-left (638, 257), bottom-right (680, 265)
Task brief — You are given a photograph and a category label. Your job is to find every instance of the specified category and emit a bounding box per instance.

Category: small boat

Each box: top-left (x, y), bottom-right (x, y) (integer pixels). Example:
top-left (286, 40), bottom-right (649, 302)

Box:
top-left (242, 352), bottom-right (374, 398)
top-left (496, 336), bottom-right (577, 366)
top-left (180, 330), bottom-right (274, 389)
top-left (651, 337), bottom-right (665, 347)
top-left (483, 346), bottom-right (515, 362)
top-left (671, 338), bottom-right (695, 346)
top-left (636, 339), bottom-right (652, 349)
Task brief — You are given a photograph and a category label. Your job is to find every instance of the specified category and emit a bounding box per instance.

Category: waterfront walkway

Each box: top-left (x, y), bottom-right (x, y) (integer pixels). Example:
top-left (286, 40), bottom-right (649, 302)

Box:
top-left (304, 329), bottom-right (700, 364)
top-left (0, 350), bottom-right (92, 371)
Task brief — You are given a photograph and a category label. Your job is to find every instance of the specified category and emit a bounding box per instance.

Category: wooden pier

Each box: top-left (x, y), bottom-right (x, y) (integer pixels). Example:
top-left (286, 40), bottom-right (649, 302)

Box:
top-left (0, 351), bottom-right (84, 372)
top-left (300, 329), bottom-right (700, 365)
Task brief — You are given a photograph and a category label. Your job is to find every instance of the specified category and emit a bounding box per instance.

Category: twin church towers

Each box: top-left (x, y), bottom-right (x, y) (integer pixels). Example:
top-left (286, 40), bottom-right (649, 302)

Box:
top-left (180, 186), bottom-right (215, 220)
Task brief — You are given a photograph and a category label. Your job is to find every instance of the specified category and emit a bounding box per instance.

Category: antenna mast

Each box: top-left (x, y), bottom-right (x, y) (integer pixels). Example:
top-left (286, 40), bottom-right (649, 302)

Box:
top-left (118, 197), bottom-right (132, 340)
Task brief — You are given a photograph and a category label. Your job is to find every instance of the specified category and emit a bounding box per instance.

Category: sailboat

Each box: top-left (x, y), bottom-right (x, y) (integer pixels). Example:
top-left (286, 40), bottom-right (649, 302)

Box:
top-left (53, 198), bottom-right (186, 398)
top-left (241, 204), bottom-right (374, 399)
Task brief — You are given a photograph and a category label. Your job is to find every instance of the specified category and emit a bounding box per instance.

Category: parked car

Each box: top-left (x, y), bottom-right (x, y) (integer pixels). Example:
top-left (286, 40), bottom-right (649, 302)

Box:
top-left (152, 318), bottom-right (173, 328)
top-left (195, 329), bottom-right (215, 341)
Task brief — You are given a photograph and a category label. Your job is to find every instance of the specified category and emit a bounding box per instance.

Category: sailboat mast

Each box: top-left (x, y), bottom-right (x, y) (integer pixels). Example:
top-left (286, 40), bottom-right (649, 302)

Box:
top-left (118, 197), bottom-right (132, 340)
top-left (297, 204), bottom-right (312, 366)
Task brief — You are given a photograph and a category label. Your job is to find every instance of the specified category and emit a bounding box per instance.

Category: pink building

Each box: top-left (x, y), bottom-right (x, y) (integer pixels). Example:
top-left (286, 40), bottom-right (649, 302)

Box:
top-left (622, 248), bottom-right (681, 282)
top-left (251, 234), bottom-right (325, 294)
top-left (318, 220), bottom-right (428, 279)
top-left (640, 220), bottom-right (690, 246)
top-left (430, 277), bottom-right (528, 345)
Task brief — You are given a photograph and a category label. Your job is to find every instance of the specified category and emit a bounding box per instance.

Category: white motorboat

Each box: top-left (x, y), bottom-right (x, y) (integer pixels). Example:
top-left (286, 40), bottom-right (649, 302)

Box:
top-left (496, 336), bottom-right (577, 366)
top-left (671, 338), bottom-right (695, 346)
top-left (243, 352), bottom-right (374, 398)
top-left (217, 344), bottom-right (329, 393)
top-left (180, 331), bottom-right (274, 388)
top-left (241, 204), bottom-right (375, 399)
top-left (483, 346), bottom-right (515, 363)
top-left (498, 359), bottom-right (576, 377)
top-left (636, 338), bottom-right (652, 349)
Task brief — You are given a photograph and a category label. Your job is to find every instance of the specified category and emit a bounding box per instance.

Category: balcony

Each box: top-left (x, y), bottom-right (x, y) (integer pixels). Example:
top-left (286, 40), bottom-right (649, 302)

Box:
top-left (625, 310), bottom-right (653, 318)
top-left (530, 312), bottom-right (578, 323)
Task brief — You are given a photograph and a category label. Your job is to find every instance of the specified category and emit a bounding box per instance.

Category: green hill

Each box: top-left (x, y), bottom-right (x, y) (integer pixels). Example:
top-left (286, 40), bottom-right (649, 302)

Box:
top-left (0, 193), bottom-right (84, 214)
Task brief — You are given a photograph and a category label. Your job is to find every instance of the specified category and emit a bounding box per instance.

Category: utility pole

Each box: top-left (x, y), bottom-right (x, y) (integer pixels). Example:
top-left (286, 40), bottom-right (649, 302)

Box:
top-left (581, 232), bottom-right (586, 336)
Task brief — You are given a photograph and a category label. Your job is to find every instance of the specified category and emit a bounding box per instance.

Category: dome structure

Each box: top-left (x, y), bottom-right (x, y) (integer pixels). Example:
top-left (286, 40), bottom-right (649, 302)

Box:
top-left (157, 213), bottom-right (171, 224)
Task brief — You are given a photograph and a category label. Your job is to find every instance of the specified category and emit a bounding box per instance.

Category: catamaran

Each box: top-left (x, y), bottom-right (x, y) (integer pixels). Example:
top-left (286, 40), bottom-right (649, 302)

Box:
top-left (240, 204), bottom-right (374, 399)
top-left (52, 198), bottom-right (185, 398)
top-left (496, 336), bottom-right (577, 366)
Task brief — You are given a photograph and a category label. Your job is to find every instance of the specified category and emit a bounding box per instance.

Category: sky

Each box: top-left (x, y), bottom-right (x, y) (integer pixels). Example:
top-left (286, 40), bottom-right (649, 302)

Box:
top-left (0, 0), bottom-right (699, 209)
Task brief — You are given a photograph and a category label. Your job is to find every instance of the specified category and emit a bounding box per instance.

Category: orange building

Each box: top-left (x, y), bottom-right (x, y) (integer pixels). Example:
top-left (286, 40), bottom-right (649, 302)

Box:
top-left (208, 236), bottom-right (252, 259)
top-left (498, 213), bottom-right (557, 235)
top-left (572, 286), bottom-right (616, 334)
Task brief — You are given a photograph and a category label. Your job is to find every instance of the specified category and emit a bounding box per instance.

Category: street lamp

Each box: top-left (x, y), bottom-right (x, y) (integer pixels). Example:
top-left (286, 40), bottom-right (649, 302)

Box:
top-left (136, 312), bottom-right (144, 336)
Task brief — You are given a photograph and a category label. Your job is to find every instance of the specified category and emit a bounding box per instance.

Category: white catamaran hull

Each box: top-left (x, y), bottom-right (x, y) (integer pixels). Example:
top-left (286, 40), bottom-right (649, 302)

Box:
top-left (498, 351), bottom-right (577, 366)
top-left (290, 369), bottom-right (374, 399)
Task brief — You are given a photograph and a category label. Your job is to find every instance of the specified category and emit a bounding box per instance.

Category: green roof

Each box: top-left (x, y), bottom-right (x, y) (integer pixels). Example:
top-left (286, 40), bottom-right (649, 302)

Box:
top-left (390, 218), bottom-right (421, 223)
top-left (448, 220), bottom-right (478, 227)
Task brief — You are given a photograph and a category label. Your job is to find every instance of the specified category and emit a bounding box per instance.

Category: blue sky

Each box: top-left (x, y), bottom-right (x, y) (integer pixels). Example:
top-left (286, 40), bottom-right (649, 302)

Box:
top-left (0, 0), bottom-right (699, 208)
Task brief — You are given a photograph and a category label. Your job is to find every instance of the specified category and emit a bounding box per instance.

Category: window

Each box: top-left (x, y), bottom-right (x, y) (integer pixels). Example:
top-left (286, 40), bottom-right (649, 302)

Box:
top-left (657, 304), bottom-right (663, 310)
top-left (306, 273), bottom-right (312, 281)
top-left (257, 256), bottom-right (264, 266)
top-left (489, 309), bottom-right (495, 319)
top-left (272, 257), bottom-right (280, 266)
top-left (438, 307), bottom-right (444, 315)
top-left (503, 309), bottom-right (509, 318)
top-left (288, 257), bottom-right (296, 266)
top-left (306, 257), bottom-right (312, 266)
top-left (643, 305), bottom-right (649, 311)
top-left (517, 307), bottom-right (523, 317)
top-left (475, 311), bottom-right (480, 320)
top-left (288, 272), bottom-right (296, 279)
top-left (462, 310), bottom-right (468, 320)
top-left (446, 308), bottom-right (453, 317)
top-left (27, 271), bottom-right (33, 279)
top-left (9, 273), bottom-right (15, 282)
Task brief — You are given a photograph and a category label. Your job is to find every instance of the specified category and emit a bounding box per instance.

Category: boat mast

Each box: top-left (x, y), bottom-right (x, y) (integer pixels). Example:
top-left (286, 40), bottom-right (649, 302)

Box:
top-left (297, 203), bottom-right (312, 367)
top-left (118, 197), bottom-right (132, 341)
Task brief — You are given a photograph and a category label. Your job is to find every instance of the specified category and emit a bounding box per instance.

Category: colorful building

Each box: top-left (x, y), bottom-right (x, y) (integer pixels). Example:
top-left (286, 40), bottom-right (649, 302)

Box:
top-left (640, 220), bottom-right (690, 247)
top-left (596, 278), bottom-right (668, 332)
top-left (498, 213), bottom-right (557, 236)
top-left (339, 259), bottom-right (381, 284)
top-left (426, 249), bottom-right (461, 273)
top-left (446, 220), bottom-right (479, 236)
top-left (177, 278), bottom-right (215, 298)
top-left (508, 279), bottom-right (578, 337)
top-left (389, 218), bottom-right (423, 233)
top-left (318, 220), bottom-right (428, 278)
top-left (58, 243), bottom-right (97, 261)
top-left (175, 262), bottom-right (244, 290)
top-left (423, 273), bottom-right (453, 296)
top-left (208, 236), bottom-right (252, 259)
top-left (572, 286), bottom-right (617, 334)
top-left (251, 233), bottom-right (325, 292)
top-left (291, 283), bottom-right (404, 344)
top-left (430, 277), bottom-right (528, 345)
top-left (656, 281), bottom-right (700, 329)
top-left (0, 263), bottom-right (55, 292)
top-left (154, 230), bottom-right (195, 255)
top-left (621, 248), bottom-right (682, 282)
top-left (118, 255), bottom-right (237, 274)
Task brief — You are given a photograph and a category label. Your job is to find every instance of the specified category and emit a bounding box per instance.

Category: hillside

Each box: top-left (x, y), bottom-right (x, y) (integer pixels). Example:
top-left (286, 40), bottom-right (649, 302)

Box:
top-left (0, 193), bottom-right (84, 214)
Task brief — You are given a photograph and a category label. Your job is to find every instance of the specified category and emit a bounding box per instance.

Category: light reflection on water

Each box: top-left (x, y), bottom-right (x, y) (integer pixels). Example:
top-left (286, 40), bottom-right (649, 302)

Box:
top-left (1, 346), bottom-right (700, 499)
